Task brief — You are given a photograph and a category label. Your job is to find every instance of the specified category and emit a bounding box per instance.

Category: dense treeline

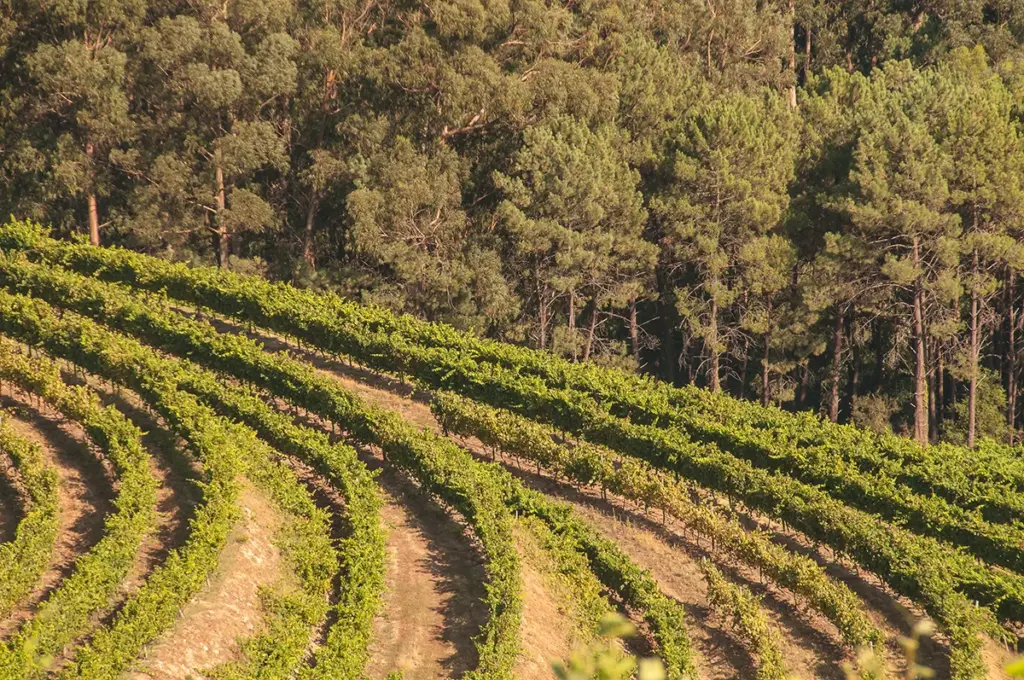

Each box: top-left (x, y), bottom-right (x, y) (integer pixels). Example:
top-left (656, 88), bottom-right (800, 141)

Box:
top-left (6, 0), bottom-right (1024, 445)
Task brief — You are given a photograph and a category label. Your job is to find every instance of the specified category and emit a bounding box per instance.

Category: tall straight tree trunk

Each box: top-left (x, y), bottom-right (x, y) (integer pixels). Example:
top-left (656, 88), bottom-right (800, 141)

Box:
top-left (937, 349), bottom-right (945, 434)
top-left (928, 337), bottom-right (938, 443)
top-left (215, 158), bottom-right (229, 269)
top-left (1009, 270), bottom-right (1018, 442)
top-left (86, 142), bottom-right (100, 246)
top-left (829, 305), bottom-right (843, 422)
top-left (302, 196), bottom-right (319, 267)
top-left (968, 248), bottom-right (980, 448)
top-left (912, 236), bottom-right (929, 445)
top-left (739, 336), bottom-right (749, 400)
top-left (87, 193), bottom-right (100, 247)
top-left (302, 69), bottom-right (337, 268)
top-left (787, 0), bottom-right (797, 108)
top-left (708, 290), bottom-right (721, 392)
top-left (761, 301), bottom-right (772, 407)
top-left (805, 28), bottom-right (811, 77)
top-left (798, 363), bottom-right (810, 410)
top-left (569, 291), bottom-right (577, 362)
top-left (845, 309), bottom-right (859, 421)
top-left (656, 265), bottom-right (677, 384)
top-left (629, 298), bottom-right (640, 366)
top-left (583, 300), bottom-right (598, 361)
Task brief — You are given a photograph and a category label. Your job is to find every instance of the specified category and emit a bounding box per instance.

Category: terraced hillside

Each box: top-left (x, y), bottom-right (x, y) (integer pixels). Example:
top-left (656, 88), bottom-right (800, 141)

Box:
top-left (2, 219), bottom-right (1024, 680)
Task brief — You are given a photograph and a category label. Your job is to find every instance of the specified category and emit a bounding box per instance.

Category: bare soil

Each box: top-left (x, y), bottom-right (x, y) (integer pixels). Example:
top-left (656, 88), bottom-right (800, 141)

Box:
top-left (513, 521), bottom-right (578, 679)
top-left (0, 391), bottom-right (114, 638)
top-left (200, 315), bottom-right (585, 678)
top-left (296, 356), bottom-right (853, 678)
top-left (126, 482), bottom-right (283, 680)
top-left (81, 379), bottom-right (202, 598)
top-left (363, 453), bottom-right (490, 680)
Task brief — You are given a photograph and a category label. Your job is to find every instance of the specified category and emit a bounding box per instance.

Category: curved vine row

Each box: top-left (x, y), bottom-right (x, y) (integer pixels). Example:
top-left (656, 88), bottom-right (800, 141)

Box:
top-left (430, 390), bottom-right (881, 649)
top-left (0, 255), bottom-right (707, 678)
top-left (0, 291), bottom-right (522, 680)
top-left (0, 232), bottom-right (1011, 675)
top-left (0, 340), bottom-right (157, 679)
top-left (0, 248), bottom-right (1005, 677)
top-left (6, 221), bottom-right (1023, 530)
top-left (0, 410), bottom-right (59, 619)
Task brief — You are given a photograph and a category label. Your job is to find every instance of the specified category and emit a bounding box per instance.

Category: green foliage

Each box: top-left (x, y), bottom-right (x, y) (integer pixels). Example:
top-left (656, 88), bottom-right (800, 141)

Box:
top-left (0, 410), bottom-right (59, 620)
top-left (431, 390), bottom-right (881, 650)
top-left (0, 341), bottom-right (157, 679)
top-left (552, 613), bottom-right (665, 680)
top-left (0, 254), bottom-right (522, 679)
top-left (699, 561), bottom-right (787, 680)
top-left (8, 221), bottom-right (1024, 678)
top-left (944, 369), bottom-right (1014, 446)
top-left (0, 306), bottom-right (242, 680)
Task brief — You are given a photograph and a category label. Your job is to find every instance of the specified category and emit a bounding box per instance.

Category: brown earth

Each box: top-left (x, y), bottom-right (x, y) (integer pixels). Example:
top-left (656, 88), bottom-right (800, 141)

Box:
top-left (363, 454), bottom-right (490, 680)
top-left (126, 482), bottom-right (283, 680)
top-left (78, 378), bottom-right (202, 601)
top-left (287, 352), bottom-right (854, 679)
top-left (513, 520), bottom-right (579, 680)
top-left (195, 313), bottom-right (585, 678)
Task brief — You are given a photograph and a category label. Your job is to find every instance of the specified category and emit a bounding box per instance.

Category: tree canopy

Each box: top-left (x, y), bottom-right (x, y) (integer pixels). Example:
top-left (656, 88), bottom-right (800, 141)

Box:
top-left (6, 0), bottom-right (1024, 445)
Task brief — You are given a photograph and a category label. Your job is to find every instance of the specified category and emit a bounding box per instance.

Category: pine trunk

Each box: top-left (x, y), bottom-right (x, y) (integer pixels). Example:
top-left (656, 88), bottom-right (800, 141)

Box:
top-left (87, 193), bottom-right (100, 247)
top-left (829, 306), bottom-right (843, 422)
top-left (937, 350), bottom-right (945, 433)
top-left (968, 248), bottom-right (980, 449)
top-left (912, 236), bottom-right (929, 445)
top-left (629, 298), bottom-right (640, 366)
top-left (302, 196), bottom-right (319, 268)
top-left (928, 337), bottom-right (938, 443)
top-left (761, 300), bottom-right (772, 407)
top-left (788, 0), bottom-right (797, 108)
top-left (583, 300), bottom-right (598, 361)
top-left (709, 291), bottom-right (721, 392)
top-left (569, 290), bottom-right (578, 361)
top-left (1009, 271), bottom-right (1018, 441)
top-left (301, 69), bottom-right (336, 269)
top-left (86, 142), bottom-right (100, 246)
top-left (215, 159), bottom-right (229, 269)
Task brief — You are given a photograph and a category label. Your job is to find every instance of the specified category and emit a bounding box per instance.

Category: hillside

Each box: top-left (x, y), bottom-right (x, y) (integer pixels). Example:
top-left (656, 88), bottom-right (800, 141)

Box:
top-left (1, 220), bottom-right (1024, 679)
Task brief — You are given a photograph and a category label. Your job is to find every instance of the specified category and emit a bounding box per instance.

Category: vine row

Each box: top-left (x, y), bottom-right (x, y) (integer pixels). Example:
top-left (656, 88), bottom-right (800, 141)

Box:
top-left (430, 390), bottom-right (881, 649)
top-left (0, 409), bottom-right (59, 619)
top-left (6, 220), bottom-right (1024, 529)
top-left (0, 253), bottom-right (1002, 677)
top-left (0, 340), bottom-right (157, 678)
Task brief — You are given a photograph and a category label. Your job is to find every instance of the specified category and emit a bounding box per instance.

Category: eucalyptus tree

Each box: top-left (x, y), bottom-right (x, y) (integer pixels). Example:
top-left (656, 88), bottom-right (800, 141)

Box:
top-left (128, 7), bottom-right (294, 266)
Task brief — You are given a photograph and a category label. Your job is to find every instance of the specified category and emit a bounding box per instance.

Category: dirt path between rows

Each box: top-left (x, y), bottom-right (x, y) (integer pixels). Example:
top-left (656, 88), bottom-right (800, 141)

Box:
top-left (196, 314), bottom-right (582, 677)
top-left (290, 353), bottom-right (851, 678)
top-left (513, 521), bottom-right (578, 679)
top-left (84, 380), bottom-right (201, 600)
top-left (361, 451), bottom-right (489, 680)
top-left (0, 392), bottom-right (114, 639)
top-left (126, 481), bottom-right (282, 680)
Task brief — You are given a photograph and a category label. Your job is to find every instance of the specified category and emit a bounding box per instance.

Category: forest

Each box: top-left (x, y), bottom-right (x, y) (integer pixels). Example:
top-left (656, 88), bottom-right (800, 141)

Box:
top-left (4, 0), bottom-right (1024, 446)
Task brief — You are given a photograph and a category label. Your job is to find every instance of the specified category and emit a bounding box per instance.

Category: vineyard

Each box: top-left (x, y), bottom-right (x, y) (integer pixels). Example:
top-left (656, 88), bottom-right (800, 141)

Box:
top-left (2, 217), bottom-right (1024, 680)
